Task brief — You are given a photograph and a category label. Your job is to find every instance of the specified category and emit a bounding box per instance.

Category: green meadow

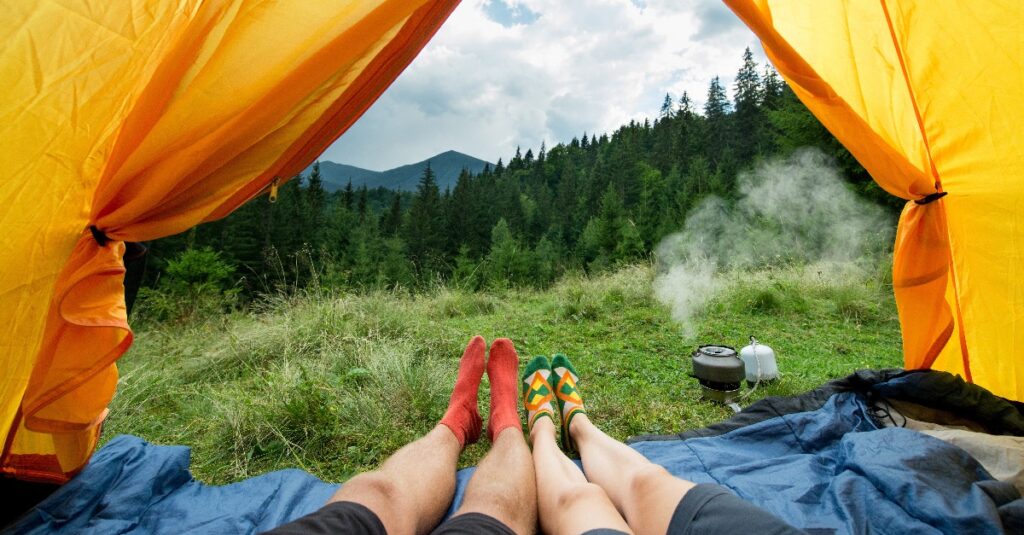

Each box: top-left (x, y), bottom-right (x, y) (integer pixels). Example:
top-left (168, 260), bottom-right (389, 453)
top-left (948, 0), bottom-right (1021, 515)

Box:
top-left (103, 261), bottom-right (901, 485)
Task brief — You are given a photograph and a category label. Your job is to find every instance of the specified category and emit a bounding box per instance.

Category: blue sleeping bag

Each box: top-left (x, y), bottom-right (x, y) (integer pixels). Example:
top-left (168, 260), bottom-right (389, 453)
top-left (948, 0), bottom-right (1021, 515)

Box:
top-left (7, 372), bottom-right (1022, 534)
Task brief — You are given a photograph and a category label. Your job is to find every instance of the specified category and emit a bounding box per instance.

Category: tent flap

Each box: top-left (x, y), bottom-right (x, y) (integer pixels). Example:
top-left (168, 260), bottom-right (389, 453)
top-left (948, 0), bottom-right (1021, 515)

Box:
top-left (726, 0), bottom-right (1024, 401)
top-left (0, 0), bottom-right (459, 483)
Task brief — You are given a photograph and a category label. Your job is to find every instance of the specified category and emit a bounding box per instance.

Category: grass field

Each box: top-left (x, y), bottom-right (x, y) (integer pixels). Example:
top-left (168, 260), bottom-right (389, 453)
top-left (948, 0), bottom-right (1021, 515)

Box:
top-left (102, 261), bottom-right (902, 485)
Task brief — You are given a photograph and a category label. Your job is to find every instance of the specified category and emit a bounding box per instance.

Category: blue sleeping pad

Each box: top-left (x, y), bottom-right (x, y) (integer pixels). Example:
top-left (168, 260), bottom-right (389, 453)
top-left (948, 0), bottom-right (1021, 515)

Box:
top-left (7, 389), bottom-right (1020, 534)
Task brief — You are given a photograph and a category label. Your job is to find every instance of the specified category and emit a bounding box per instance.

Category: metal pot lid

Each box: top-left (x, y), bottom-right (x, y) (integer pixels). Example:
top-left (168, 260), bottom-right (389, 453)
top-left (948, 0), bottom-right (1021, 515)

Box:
top-left (695, 345), bottom-right (737, 358)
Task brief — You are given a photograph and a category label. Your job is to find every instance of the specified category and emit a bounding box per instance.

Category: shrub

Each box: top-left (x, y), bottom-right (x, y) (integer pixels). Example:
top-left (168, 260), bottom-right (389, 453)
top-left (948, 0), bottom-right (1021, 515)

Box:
top-left (825, 283), bottom-right (883, 324)
top-left (435, 290), bottom-right (498, 318)
top-left (134, 248), bottom-right (238, 323)
top-left (550, 278), bottom-right (602, 321)
top-left (719, 277), bottom-right (809, 316)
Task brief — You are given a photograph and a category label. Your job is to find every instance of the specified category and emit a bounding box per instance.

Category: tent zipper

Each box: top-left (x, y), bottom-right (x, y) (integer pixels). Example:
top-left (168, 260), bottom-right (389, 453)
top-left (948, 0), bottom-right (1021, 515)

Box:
top-left (267, 177), bottom-right (280, 203)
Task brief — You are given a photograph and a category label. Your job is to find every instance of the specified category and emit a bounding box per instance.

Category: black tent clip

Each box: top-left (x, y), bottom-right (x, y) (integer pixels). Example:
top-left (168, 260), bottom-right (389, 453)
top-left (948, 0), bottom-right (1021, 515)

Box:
top-left (915, 191), bottom-right (948, 205)
top-left (89, 225), bottom-right (110, 247)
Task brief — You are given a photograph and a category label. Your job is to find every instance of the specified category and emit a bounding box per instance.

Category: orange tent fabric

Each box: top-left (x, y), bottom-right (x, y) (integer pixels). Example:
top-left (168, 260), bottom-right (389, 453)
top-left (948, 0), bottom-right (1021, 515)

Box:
top-left (0, 0), bottom-right (459, 483)
top-left (725, 0), bottom-right (1024, 400)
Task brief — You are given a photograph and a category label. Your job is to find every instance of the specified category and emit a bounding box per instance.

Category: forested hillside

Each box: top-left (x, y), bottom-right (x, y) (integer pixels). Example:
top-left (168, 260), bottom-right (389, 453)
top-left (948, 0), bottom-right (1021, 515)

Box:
top-left (141, 49), bottom-right (895, 317)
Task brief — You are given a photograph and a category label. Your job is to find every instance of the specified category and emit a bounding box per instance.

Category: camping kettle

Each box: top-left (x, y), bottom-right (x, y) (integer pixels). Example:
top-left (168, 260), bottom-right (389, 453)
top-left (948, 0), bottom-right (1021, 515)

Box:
top-left (691, 345), bottom-right (745, 404)
top-left (740, 336), bottom-right (779, 385)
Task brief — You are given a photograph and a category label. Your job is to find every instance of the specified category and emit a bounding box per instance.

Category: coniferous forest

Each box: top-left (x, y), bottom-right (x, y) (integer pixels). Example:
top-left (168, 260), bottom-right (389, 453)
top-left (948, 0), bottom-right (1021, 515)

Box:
top-left (140, 49), bottom-right (897, 316)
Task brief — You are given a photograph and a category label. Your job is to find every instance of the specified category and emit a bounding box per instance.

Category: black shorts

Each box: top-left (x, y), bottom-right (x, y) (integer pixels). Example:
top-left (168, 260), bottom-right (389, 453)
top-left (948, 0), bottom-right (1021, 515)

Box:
top-left (666, 483), bottom-right (805, 535)
top-left (261, 501), bottom-right (517, 535)
top-left (582, 483), bottom-right (804, 535)
top-left (263, 484), bottom-right (802, 535)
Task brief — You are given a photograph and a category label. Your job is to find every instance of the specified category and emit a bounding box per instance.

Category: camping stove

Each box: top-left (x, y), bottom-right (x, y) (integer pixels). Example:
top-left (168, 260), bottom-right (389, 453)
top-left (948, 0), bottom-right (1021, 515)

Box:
top-left (691, 345), bottom-right (745, 405)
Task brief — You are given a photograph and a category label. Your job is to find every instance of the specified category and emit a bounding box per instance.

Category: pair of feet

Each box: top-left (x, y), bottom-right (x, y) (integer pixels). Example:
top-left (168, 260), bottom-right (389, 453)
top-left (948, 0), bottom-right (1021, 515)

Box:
top-left (522, 354), bottom-right (586, 452)
top-left (438, 337), bottom-right (588, 452)
top-left (438, 336), bottom-right (522, 447)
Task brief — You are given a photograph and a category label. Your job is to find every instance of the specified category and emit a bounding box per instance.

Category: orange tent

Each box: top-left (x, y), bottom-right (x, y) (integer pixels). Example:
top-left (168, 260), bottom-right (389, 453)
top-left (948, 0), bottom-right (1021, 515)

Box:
top-left (0, 0), bottom-right (458, 483)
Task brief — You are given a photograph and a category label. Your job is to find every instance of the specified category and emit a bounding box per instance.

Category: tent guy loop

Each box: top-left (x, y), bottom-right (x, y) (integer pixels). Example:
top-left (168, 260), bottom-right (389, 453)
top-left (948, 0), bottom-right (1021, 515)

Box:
top-left (914, 191), bottom-right (948, 205)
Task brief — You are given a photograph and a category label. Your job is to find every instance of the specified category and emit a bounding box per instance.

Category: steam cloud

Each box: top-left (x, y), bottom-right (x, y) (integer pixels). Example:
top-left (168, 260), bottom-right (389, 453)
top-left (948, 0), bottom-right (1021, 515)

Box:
top-left (653, 148), bottom-right (893, 334)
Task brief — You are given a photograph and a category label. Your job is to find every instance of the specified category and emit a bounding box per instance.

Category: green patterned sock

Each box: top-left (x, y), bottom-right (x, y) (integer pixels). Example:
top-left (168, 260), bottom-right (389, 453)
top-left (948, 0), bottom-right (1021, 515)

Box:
top-left (522, 356), bottom-right (555, 433)
top-left (550, 353), bottom-right (586, 451)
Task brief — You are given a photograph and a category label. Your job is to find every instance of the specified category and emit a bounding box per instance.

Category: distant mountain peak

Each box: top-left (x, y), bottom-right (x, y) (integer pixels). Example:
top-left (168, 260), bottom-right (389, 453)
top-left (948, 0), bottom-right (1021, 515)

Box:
top-left (307, 151), bottom-right (492, 192)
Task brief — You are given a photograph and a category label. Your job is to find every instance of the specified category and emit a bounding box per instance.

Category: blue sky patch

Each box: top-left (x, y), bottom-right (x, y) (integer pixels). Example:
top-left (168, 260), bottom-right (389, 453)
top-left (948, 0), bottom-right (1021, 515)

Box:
top-left (483, 0), bottom-right (540, 27)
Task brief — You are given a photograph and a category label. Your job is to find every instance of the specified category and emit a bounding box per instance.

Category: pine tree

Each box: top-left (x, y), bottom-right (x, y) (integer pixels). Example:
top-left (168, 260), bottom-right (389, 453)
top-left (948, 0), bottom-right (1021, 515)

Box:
top-left (660, 93), bottom-right (674, 119)
top-left (768, 86), bottom-right (834, 156)
top-left (323, 194), bottom-right (355, 279)
top-left (733, 47), bottom-right (764, 163)
top-left (616, 219), bottom-right (645, 261)
top-left (531, 235), bottom-right (559, 287)
top-left (636, 162), bottom-right (667, 246)
top-left (306, 163), bottom-right (327, 249)
top-left (447, 169), bottom-right (475, 255)
top-left (554, 157), bottom-right (580, 246)
top-left (660, 165), bottom-right (685, 236)
top-left (497, 181), bottom-right (526, 235)
top-left (760, 65), bottom-right (785, 110)
top-left (578, 217), bottom-right (604, 270)
top-left (452, 244), bottom-right (482, 290)
top-left (220, 198), bottom-right (265, 285)
top-left (704, 76), bottom-right (731, 119)
top-left (596, 183), bottom-right (625, 260)
top-left (342, 180), bottom-right (354, 210)
top-left (703, 76), bottom-right (733, 169)
top-left (403, 162), bottom-right (445, 274)
top-left (510, 147), bottom-right (524, 171)
top-left (677, 91), bottom-right (694, 118)
top-left (486, 218), bottom-right (522, 287)
top-left (379, 236), bottom-right (412, 288)
top-left (357, 185), bottom-right (368, 221)
top-left (347, 216), bottom-right (380, 286)
top-left (269, 177), bottom-right (304, 263)
top-left (674, 91), bottom-right (701, 168)
top-left (677, 155), bottom-right (712, 214)
top-left (526, 182), bottom-right (553, 243)
top-left (382, 192), bottom-right (403, 237)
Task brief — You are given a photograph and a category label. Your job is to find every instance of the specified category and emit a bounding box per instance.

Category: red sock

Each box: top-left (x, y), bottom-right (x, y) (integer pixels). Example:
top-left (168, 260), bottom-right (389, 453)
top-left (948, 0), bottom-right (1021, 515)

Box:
top-left (440, 335), bottom-right (486, 447)
top-left (487, 338), bottom-right (523, 441)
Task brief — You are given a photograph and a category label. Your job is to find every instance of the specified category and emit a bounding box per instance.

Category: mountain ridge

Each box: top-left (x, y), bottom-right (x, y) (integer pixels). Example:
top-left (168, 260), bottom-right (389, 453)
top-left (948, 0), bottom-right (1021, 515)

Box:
top-left (306, 150), bottom-right (492, 192)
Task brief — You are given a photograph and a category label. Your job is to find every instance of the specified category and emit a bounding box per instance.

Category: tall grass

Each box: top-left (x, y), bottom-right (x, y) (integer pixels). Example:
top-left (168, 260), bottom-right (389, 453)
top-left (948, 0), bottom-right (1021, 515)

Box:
top-left (106, 262), bottom-right (901, 484)
top-left (710, 260), bottom-right (892, 324)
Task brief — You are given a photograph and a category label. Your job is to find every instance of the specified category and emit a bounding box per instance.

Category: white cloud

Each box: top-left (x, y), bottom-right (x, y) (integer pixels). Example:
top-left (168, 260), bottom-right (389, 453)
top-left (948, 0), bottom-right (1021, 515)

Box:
top-left (320, 0), bottom-right (763, 170)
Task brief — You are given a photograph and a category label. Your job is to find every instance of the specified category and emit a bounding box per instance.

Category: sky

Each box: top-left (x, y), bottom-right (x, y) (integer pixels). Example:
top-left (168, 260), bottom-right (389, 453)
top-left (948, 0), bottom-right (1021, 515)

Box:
top-left (320, 0), bottom-right (765, 171)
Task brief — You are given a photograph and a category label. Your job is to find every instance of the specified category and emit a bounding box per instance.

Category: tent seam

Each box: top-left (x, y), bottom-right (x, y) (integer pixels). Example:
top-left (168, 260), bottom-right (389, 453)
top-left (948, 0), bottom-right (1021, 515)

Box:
top-left (878, 0), bottom-right (940, 190)
top-left (880, 0), bottom-right (971, 381)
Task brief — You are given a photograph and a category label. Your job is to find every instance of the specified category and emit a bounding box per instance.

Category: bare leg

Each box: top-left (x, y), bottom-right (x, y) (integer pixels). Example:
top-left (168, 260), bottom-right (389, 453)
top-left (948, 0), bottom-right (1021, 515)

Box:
top-left (452, 427), bottom-right (537, 534)
top-left (328, 425), bottom-right (461, 534)
top-left (530, 417), bottom-right (632, 535)
top-left (291, 337), bottom-right (486, 535)
top-left (571, 415), bottom-right (694, 535)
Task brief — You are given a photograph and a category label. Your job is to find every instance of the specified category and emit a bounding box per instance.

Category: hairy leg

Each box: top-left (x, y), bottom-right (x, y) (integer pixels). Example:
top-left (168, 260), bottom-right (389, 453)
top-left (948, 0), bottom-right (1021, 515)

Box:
top-left (329, 336), bottom-right (487, 535)
top-left (329, 425), bottom-right (461, 535)
top-left (448, 338), bottom-right (536, 533)
top-left (531, 418), bottom-right (631, 535)
top-left (453, 427), bottom-right (537, 534)
top-left (571, 415), bottom-right (694, 535)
